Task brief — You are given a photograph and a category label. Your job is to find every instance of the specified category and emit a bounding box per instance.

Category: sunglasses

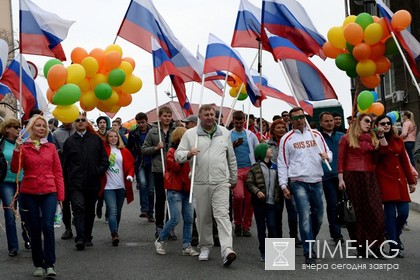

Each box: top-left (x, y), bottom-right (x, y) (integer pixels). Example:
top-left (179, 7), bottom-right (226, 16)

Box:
top-left (9, 125), bottom-right (21, 129)
top-left (291, 115), bottom-right (305, 121)
top-left (75, 118), bottom-right (87, 123)
top-left (282, 114), bottom-right (289, 117)
top-left (362, 118), bottom-right (372, 124)
top-left (379, 121), bottom-right (391, 126)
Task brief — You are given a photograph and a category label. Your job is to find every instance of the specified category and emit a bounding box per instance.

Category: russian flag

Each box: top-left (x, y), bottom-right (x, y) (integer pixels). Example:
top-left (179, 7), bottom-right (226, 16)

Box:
top-left (266, 30), bottom-right (337, 101)
top-left (20, 0), bottom-right (74, 61)
top-left (0, 55), bottom-right (47, 119)
top-left (231, 0), bottom-right (263, 49)
top-left (251, 70), bottom-right (313, 115)
top-left (262, 0), bottom-right (326, 59)
top-left (196, 52), bottom-right (224, 96)
top-left (376, 0), bottom-right (420, 78)
top-left (152, 38), bottom-right (193, 116)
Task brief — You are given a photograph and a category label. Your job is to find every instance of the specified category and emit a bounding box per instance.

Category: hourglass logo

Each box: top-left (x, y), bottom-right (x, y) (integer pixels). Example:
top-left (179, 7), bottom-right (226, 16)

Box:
top-left (265, 238), bottom-right (295, 270)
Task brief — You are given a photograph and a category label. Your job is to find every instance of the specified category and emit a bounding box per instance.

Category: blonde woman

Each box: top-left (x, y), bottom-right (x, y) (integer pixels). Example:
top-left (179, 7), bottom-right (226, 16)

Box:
top-left (337, 113), bottom-right (385, 258)
top-left (11, 115), bottom-right (64, 277)
top-left (401, 111), bottom-right (416, 167)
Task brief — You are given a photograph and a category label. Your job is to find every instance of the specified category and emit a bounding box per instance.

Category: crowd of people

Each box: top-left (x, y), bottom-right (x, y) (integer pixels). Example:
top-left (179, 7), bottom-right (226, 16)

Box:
top-left (0, 105), bottom-right (418, 276)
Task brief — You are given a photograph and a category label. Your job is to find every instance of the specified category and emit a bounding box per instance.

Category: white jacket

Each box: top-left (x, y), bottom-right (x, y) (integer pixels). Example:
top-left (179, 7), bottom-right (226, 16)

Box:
top-left (175, 124), bottom-right (237, 185)
top-left (277, 127), bottom-right (332, 188)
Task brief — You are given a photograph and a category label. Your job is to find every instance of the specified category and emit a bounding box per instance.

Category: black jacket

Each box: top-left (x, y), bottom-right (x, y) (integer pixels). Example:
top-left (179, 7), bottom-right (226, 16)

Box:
top-left (62, 131), bottom-right (109, 191)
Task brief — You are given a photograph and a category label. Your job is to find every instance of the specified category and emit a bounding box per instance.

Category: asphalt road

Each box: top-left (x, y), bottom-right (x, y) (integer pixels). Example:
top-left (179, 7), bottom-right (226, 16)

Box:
top-left (1, 191), bottom-right (420, 280)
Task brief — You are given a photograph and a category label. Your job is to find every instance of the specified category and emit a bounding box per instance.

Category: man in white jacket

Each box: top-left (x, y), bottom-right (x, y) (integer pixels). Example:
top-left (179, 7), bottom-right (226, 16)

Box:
top-left (277, 107), bottom-right (332, 265)
top-left (175, 104), bottom-right (237, 266)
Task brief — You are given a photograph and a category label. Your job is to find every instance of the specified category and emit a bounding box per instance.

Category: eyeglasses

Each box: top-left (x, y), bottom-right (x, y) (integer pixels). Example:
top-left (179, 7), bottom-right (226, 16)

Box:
top-left (282, 114), bottom-right (289, 117)
top-left (362, 118), bottom-right (372, 124)
top-left (379, 121), bottom-right (391, 126)
top-left (75, 118), bottom-right (87, 123)
top-left (8, 125), bottom-right (21, 129)
top-left (291, 115), bottom-right (305, 121)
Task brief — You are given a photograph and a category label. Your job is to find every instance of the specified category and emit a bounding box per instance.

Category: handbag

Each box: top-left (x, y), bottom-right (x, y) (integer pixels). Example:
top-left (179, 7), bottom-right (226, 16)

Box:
top-left (336, 190), bottom-right (356, 225)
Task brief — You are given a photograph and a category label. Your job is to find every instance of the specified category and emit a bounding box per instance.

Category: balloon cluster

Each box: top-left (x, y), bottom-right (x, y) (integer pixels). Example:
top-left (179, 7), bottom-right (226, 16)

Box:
top-left (227, 74), bottom-right (248, 101)
top-left (45, 44), bottom-right (143, 123)
top-left (386, 110), bottom-right (400, 123)
top-left (324, 10), bottom-right (412, 88)
top-left (356, 90), bottom-right (384, 115)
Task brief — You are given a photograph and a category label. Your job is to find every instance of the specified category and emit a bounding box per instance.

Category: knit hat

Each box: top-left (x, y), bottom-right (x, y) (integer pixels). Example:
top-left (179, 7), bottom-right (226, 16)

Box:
top-left (254, 143), bottom-right (269, 161)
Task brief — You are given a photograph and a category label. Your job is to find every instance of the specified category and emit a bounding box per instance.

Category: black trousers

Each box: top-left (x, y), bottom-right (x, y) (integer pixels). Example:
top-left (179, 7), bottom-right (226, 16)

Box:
top-left (70, 189), bottom-right (98, 243)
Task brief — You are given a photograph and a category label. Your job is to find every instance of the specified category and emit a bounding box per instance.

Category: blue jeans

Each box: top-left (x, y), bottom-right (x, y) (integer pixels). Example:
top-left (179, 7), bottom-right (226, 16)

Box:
top-left (290, 181), bottom-right (324, 258)
top-left (137, 164), bottom-right (154, 215)
top-left (383, 202), bottom-right (409, 246)
top-left (20, 193), bottom-right (57, 268)
top-left (322, 177), bottom-right (342, 239)
top-left (104, 188), bottom-right (126, 234)
top-left (158, 190), bottom-right (193, 248)
top-left (404, 141), bottom-right (415, 167)
top-left (0, 182), bottom-right (19, 251)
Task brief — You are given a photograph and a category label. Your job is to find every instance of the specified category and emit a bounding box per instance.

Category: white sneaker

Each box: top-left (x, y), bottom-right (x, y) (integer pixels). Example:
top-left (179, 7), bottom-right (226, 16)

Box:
top-left (154, 239), bottom-right (166, 255)
top-left (183, 246), bottom-right (199, 256)
top-left (198, 248), bottom-right (210, 261)
top-left (32, 267), bottom-right (45, 277)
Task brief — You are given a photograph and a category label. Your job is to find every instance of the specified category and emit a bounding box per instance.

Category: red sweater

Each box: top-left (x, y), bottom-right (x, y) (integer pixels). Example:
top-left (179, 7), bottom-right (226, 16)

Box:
top-left (100, 145), bottom-right (135, 204)
top-left (11, 142), bottom-right (64, 201)
top-left (376, 136), bottom-right (416, 202)
top-left (164, 147), bottom-right (190, 192)
top-left (338, 134), bottom-right (376, 173)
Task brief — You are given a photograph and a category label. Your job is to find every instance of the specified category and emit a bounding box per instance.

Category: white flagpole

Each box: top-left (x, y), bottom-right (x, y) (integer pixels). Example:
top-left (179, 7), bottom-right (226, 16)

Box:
top-left (19, 54), bottom-right (23, 126)
top-left (188, 74), bottom-right (206, 203)
top-left (218, 71), bottom-right (230, 125)
top-left (277, 61), bottom-right (332, 171)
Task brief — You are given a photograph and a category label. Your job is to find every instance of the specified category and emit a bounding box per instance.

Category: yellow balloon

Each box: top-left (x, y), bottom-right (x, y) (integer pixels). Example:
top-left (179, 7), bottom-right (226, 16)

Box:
top-left (327, 26), bottom-right (346, 49)
top-left (119, 61), bottom-right (133, 77)
top-left (240, 85), bottom-right (247, 94)
top-left (121, 75), bottom-right (143, 94)
top-left (67, 64), bottom-right (86, 84)
top-left (52, 104), bottom-right (79, 123)
top-left (105, 44), bottom-right (123, 56)
top-left (81, 56), bottom-right (99, 78)
top-left (79, 100), bottom-right (96, 111)
top-left (342, 15), bottom-right (357, 27)
top-left (90, 73), bottom-right (107, 89)
top-left (356, 59), bottom-right (376, 77)
top-left (229, 87), bottom-right (239, 98)
top-left (102, 90), bottom-right (119, 107)
top-left (80, 90), bottom-right (99, 108)
top-left (363, 23), bottom-right (383, 45)
top-left (77, 78), bottom-right (90, 92)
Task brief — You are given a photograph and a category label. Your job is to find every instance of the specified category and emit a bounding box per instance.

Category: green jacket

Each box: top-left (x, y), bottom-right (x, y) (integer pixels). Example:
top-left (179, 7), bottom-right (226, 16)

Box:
top-left (246, 162), bottom-right (283, 204)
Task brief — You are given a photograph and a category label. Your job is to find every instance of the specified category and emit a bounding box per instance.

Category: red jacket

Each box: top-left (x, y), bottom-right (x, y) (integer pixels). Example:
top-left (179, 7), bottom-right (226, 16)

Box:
top-left (376, 136), bottom-right (416, 202)
top-left (164, 147), bottom-right (190, 192)
top-left (338, 134), bottom-right (376, 173)
top-left (11, 142), bottom-right (64, 201)
top-left (100, 145), bottom-right (135, 204)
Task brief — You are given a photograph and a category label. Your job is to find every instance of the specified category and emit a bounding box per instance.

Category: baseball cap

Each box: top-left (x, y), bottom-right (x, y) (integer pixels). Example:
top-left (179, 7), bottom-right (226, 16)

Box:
top-left (181, 115), bottom-right (198, 123)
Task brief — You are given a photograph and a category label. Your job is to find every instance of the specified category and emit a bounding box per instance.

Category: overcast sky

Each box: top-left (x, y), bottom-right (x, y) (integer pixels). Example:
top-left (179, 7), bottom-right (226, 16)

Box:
top-left (11, 0), bottom-right (351, 122)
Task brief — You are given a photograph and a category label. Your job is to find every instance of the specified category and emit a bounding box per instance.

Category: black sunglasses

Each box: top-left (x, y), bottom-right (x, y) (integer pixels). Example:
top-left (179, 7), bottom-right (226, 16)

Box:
top-left (75, 118), bottom-right (87, 123)
top-left (362, 118), bottom-right (372, 124)
top-left (8, 125), bottom-right (21, 129)
top-left (291, 115), bottom-right (305, 121)
top-left (379, 121), bottom-right (391, 126)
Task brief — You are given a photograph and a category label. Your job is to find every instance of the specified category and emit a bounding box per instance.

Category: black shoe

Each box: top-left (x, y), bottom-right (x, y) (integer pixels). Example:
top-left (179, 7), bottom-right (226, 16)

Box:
top-left (305, 257), bottom-right (316, 264)
top-left (96, 207), bottom-right (102, 219)
top-left (75, 240), bottom-right (85, 251)
top-left (61, 229), bottom-right (73, 240)
top-left (148, 215), bottom-right (156, 223)
top-left (234, 225), bottom-right (242, 237)
top-left (112, 232), bottom-right (119, 246)
top-left (139, 213), bottom-right (148, 218)
top-left (24, 241), bottom-right (31, 250)
top-left (8, 250), bottom-right (18, 257)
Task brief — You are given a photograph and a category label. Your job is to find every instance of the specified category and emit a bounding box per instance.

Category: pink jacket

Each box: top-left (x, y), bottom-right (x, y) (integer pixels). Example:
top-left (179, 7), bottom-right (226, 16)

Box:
top-left (11, 142), bottom-right (65, 201)
top-left (401, 121), bottom-right (416, 142)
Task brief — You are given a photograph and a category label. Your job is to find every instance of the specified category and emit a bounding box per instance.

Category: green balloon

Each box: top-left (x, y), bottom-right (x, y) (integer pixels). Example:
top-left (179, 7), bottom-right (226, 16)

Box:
top-left (385, 37), bottom-right (398, 56)
top-left (52, 84), bottom-right (81, 105)
top-left (238, 92), bottom-right (248, 101)
top-left (357, 90), bottom-right (374, 110)
top-left (130, 124), bottom-right (137, 131)
top-left (108, 68), bottom-right (126, 87)
top-left (335, 53), bottom-right (357, 72)
top-left (43, 59), bottom-right (63, 77)
top-left (94, 83), bottom-right (113, 100)
top-left (346, 42), bottom-right (354, 54)
top-left (346, 68), bottom-right (358, 78)
top-left (355, 12), bottom-right (374, 30)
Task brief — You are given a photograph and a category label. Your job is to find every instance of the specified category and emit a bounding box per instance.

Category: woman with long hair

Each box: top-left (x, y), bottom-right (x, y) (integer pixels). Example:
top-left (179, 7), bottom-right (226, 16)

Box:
top-left (400, 111), bottom-right (417, 167)
top-left (99, 129), bottom-right (135, 246)
top-left (374, 115), bottom-right (416, 258)
top-left (11, 115), bottom-right (64, 277)
top-left (337, 113), bottom-right (385, 258)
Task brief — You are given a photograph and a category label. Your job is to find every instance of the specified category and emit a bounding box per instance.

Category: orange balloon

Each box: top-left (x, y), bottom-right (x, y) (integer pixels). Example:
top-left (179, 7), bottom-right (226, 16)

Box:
top-left (104, 51), bottom-right (122, 72)
top-left (322, 42), bottom-right (345, 59)
top-left (79, 100), bottom-right (96, 112)
top-left (376, 18), bottom-right (391, 40)
top-left (116, 91), bottom-right (133, 107)
top-left (391, 10), bottom-right (412, 31)
top-left (369, 43), bottom-right (386, 59)
top-left (375, 56), bottom-right (391, 74)
top-left (227, 74), bottom-right (241, 87)
top-left (352, 43), bottom-right (371, 61)
top-left (361, 74), bottom-right (380, 88)
top-left (46, 88), bottom-right (55, 103)
top-left (343, 23), bottom-right (364, 45)
top-left (89, 48), bottom-right (106, 72)
top-left (71, 47), bottom-right (88, 64)
top-left (122, 57), bottom-right (136, 69)
top-left (96, 101), bottom-right (113, 112)
top-left (372, 16), bottom-right (380, 23)
top-left (366, 102), bottom-right (384, 116)
top-left (47, 64), bottom-right (67, 90)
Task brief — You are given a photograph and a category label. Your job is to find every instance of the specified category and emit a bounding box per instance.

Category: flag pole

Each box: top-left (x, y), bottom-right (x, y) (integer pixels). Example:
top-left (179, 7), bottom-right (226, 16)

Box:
top-left (258, 40), bottom-right (263, 136)
top-left (188, 74), bottom-right (206, 203)
top-left (389, 31), bottom-right (420, 96)
top-left (277, 61), bottom-right (332, 171)
top-left (218, 71), bottom-right (230, 125)
top-left (19, 54), bottom-right (23, 125)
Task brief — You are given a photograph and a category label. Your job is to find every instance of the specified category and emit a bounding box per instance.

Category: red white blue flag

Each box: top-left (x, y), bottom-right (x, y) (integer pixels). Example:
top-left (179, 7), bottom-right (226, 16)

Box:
top-left (20, 0), bottom-right (74, 61)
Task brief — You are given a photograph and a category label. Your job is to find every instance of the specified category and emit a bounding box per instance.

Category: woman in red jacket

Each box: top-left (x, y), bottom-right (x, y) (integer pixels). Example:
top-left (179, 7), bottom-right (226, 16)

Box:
top-left (154, 127), bottom-right (198, 256)
top-left (374, 115), bottom-right (417, 258)
top-left (337, 113), bottom-right (385, 258)
top-left (100, 129), bottom-right (135, 246)
top-left (11, 115), bottom-right (64, 277)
